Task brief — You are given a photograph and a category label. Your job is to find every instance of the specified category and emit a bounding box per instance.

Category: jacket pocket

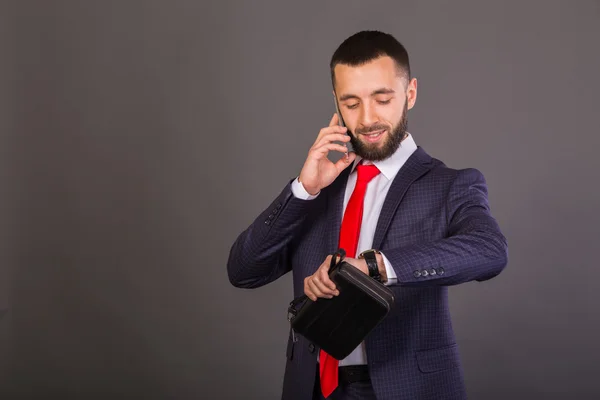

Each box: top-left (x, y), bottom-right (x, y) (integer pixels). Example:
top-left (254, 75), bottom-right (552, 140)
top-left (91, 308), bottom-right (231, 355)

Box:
top-left (416, 343), bottom-right (459, 373)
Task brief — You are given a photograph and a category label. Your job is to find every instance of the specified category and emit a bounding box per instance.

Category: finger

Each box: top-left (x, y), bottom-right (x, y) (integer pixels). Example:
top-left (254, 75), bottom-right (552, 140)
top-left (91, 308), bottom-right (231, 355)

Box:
top-left (314, 132), bottom-right (351, 148)
top-left (315, 127), bottom-right (348, 144)
top-left (334, 151), bottom-right (357, 172)
top-left (304, 277), bottom-right (317, 301)
top-left (312, 136), bottom-right (350, 156)
top-left (313, 275), bottom-right (336, 296)
top-left (312, 143), bottom-right (349, 156)
top-left (308, 144), bottom-right (345, 162)
top-left (319, 268), bottom-right (337, 292)
top-left (308, 278), bottom-right (331, 299)
top-left (329, 113), bottom-right (338, 127)
top-left (305, 290), bottom-right (317, 302)
top-left (320, 255), bottom-right (332, 273)
top-left (316, 125), bottom-right (348, 142)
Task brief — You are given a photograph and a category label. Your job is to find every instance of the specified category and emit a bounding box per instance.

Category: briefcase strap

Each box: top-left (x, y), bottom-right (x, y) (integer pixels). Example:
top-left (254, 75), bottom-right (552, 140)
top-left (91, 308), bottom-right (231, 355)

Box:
top-left (287, 248), bottom-right (346, 323)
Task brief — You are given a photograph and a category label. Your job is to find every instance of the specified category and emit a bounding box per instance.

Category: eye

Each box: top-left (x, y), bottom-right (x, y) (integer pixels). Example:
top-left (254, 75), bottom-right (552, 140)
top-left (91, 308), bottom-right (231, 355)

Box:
top-left (377, 99), bottom-right (392, 105)
top-left (346, 103), bottom-right (359, 110)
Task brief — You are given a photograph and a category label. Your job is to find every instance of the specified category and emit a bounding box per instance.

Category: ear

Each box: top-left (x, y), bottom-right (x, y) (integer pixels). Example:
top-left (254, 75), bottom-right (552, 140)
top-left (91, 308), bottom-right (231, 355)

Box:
top-left (406, 78), bottom-right (418, 110)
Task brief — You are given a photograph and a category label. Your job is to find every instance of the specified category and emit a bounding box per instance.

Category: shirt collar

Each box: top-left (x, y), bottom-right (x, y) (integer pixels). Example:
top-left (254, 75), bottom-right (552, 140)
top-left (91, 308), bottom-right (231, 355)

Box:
top-left (350, 132), bottom-right (418, 180)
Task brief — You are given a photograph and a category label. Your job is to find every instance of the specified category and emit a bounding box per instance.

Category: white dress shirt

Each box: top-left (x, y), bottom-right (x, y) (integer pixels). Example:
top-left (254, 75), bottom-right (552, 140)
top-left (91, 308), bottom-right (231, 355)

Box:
top-left (291, 133), bottom-right (418, 366)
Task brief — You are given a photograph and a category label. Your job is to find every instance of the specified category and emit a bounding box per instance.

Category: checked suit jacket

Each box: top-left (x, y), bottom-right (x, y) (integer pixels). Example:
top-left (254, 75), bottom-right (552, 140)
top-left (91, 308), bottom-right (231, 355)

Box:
top-left (227, 146), bottom-right (508, 400)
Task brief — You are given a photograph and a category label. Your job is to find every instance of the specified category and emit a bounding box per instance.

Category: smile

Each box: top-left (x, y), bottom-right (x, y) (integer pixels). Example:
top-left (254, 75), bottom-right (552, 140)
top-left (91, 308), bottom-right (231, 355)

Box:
top-left (362, 130), bottom-right (385, 143)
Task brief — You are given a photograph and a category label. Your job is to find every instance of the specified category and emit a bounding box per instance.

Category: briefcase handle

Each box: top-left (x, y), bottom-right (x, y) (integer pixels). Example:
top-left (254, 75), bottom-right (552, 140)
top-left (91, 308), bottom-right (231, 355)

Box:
top-left (287, 248), bottom-right (346, 323)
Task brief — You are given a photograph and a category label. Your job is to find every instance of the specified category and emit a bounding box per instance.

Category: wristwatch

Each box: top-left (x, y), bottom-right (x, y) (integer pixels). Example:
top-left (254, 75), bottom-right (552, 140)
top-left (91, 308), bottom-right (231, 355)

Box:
top-left (358, 249), bottom-right (383, 283)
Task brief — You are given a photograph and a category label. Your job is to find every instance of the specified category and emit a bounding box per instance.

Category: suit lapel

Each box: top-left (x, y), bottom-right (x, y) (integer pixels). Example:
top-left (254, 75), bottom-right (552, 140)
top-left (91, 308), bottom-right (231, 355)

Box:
top-left (372, 147), bottom-right (434, 249)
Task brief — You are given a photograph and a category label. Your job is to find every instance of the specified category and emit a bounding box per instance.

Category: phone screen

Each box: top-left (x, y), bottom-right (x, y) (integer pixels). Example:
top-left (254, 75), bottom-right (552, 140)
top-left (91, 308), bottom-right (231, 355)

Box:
top-left (333, 93), bottom-right (354, 153)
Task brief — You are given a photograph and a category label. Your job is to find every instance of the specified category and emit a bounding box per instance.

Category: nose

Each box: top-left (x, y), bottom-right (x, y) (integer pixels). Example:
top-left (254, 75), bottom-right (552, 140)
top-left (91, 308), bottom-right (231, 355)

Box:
top-left (358, 103), bottom-right (377, 129)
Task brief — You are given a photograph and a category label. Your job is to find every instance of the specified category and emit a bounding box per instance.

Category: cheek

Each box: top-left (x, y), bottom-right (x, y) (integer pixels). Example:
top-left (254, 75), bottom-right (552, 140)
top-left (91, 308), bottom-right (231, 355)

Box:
top-left (383, 103), bottom-right (405, 125)
top-left (345, 115), bottom-right (360, 133)
top-left (379, 110), bottom-right (398, 127)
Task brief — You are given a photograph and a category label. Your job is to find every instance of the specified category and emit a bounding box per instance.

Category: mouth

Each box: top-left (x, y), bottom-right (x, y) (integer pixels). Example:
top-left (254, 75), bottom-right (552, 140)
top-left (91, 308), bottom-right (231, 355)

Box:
top-left (361, 129), bottom-right (386, 143)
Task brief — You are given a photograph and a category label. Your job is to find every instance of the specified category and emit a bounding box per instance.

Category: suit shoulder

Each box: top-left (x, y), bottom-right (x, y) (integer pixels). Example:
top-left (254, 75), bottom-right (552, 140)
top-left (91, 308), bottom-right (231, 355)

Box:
top-left (427, 158), bottom-right (485, 183)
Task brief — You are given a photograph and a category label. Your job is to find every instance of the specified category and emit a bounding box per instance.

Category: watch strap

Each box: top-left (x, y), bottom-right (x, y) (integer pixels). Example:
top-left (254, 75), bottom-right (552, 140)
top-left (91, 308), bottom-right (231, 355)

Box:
top-left (360, 249), bottom-right (382, 283)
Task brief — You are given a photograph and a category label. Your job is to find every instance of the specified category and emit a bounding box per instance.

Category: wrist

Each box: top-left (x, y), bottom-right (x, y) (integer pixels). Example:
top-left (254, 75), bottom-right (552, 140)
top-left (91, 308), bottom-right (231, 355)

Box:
top-left (358, 259), bottom-right (369, 275)
top-left (346, 258), bottom-right (369, 275)
top-left (298, 177), bottom-right (320, 196)
top-left (358, 249), bottom-right (387, 283)
top-left (375, 253), bottom-right (387, 283)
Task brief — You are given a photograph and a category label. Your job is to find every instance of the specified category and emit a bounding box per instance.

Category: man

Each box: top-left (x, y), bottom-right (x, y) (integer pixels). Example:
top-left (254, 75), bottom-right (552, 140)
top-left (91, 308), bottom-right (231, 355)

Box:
top-left (227, 30), bottom-right (508, 400)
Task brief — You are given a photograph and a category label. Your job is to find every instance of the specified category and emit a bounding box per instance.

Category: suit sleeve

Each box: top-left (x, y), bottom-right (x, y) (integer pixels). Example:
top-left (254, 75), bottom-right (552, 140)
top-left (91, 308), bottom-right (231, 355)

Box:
top-left (385, 168), bottom-right (508, 287)
top-left (227, 179), bottom-right (320, 289)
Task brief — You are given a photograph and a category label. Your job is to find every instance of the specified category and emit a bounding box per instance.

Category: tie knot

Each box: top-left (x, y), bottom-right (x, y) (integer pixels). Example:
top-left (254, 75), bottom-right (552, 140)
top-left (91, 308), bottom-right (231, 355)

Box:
top-left (356, 164), bottom-right (380, 183)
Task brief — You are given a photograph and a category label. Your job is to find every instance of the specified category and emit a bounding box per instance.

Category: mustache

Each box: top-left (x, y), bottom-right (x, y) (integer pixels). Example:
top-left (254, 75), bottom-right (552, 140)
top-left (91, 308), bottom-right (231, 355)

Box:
top-left (355, 124), bottom-right (390, 135)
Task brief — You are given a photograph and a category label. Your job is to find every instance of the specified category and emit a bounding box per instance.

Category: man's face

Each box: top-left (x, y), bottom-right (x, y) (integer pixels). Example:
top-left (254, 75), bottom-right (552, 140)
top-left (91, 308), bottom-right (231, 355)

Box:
top-left (333, 56), bottom-right (417, 161)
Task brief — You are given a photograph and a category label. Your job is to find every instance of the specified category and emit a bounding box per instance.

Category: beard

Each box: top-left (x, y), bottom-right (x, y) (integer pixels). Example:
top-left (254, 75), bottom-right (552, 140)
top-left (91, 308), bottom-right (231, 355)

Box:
top-left (349, 102), bottom-right (408, 162)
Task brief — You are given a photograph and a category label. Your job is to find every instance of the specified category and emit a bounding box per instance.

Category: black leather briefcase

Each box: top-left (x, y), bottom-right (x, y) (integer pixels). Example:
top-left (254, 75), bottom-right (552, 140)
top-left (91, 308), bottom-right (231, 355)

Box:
top-left (287, 249), bottom-right (395, 360)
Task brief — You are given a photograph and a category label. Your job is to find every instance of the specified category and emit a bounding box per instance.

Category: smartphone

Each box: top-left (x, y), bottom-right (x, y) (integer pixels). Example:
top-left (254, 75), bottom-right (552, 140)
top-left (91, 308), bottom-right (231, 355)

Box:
top-left (333, 93), bottom-right (354, 153)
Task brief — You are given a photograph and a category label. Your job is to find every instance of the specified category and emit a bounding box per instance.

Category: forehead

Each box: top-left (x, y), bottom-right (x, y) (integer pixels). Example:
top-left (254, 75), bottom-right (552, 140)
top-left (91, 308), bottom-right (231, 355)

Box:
top-left (334, 56), bottom-right (403, 95)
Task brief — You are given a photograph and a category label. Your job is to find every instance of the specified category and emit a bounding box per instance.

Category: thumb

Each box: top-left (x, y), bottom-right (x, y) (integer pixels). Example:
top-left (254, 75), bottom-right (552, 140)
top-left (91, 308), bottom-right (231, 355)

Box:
top-left (335, 151), bottom-right (357, 173)
top-left (322, 255), bottom-right (333, 271)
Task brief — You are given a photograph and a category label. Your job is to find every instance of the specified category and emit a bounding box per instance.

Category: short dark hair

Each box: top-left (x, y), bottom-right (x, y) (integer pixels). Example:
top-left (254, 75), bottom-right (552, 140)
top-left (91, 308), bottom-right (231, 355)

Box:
top-left (330, 30), bottom-right (411, 87)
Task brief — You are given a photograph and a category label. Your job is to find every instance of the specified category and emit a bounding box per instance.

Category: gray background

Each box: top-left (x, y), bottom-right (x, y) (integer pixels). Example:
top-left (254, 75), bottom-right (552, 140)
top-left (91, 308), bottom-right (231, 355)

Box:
top-left (1, 0), bottom-right (599, 399)
top-left (1, 0), bottom-right (15, 390)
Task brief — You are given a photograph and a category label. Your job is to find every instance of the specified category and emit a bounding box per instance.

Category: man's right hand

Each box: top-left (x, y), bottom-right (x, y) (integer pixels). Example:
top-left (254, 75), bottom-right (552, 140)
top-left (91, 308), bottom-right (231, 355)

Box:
top-left (304, 255), bottom-right (340, 301)
top-left (298, 113), bottom-right (357, 195)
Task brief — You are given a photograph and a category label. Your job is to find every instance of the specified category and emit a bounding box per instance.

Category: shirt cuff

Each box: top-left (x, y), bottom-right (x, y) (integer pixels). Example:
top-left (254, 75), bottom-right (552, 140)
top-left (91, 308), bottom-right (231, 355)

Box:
top-left (380, 252), bottom-right (398, 286)
top-left (291, 177), bottom-right (320, 200)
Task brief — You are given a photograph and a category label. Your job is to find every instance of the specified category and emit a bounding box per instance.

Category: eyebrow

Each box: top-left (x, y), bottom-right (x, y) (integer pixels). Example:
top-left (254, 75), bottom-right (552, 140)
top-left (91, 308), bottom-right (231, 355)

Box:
top-left (339, 88), bottom-right (396, 102)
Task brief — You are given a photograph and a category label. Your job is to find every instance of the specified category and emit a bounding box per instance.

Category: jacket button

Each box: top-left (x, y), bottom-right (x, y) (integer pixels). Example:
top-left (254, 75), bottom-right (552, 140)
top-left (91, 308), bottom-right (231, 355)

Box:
top-left (268, 214), bottom-right (274, 220)
top-left (265, 220), bottom-right (271, 225)
top-left (272, 208), bottom-right (279, 215)
top-left (429, 269), bottom-right (437, 276)
top-left (308, 343), bottom-right (315, 353)
top-left (276, 203), bottom-right (282, 209)
top-left (436, 267), bottom-right (445, 275)
top-left (413, 270), bottom-right (421, 278)
top-left (421, 270), bottom-right (429, 277)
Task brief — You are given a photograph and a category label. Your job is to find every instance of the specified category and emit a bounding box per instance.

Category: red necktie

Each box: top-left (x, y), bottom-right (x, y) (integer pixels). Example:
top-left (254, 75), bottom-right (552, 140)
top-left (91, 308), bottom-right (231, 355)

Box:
top-left (319, 163), bottom-right (380, 398)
